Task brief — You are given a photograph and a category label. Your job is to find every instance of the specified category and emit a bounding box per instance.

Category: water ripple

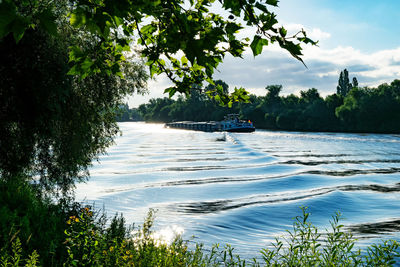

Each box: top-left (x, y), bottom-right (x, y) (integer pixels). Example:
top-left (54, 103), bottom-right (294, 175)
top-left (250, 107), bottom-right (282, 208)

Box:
top-left (76, 123), bottom-right (400, 257)
top-left (168, 182), bottom-right (400, 214)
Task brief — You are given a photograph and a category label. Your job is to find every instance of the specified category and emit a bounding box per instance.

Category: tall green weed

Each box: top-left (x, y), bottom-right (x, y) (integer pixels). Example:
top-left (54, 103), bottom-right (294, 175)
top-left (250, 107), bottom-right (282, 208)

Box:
top-left (1, 179), bottom-right (399, 266)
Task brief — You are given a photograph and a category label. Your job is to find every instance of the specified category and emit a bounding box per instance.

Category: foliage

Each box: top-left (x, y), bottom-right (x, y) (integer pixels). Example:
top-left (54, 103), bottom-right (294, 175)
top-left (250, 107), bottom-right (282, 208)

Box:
top-left (0, 1), bottom-right (148, 194)
top-left (0, 237), bottom-right (40, 267)
top-left (205, 80), bottom-right (230, 96)
top-left (261, 207), bottom-right (400, 266)
top-left (1, 191), bottom-right (399, 267)
top-left (337, 69), bottom-right (358, 97)
top-left (0, 0), bottom-right (316, 107)
top-left (115, 104), bottom-right (143, 122)
top-left (336, 80), bottom-right (400, 132)
top-left (0, 0), bottom-right (316, 195)
top-left (0, 178), bottom-right (72, 265)
top-left (135, 78), bottom-right (400, 134)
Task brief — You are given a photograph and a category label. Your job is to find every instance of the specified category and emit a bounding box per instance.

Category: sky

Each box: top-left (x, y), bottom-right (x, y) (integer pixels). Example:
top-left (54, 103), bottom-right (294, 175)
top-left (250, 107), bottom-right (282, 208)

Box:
top-left (128, 0), bottom-right (400, 107)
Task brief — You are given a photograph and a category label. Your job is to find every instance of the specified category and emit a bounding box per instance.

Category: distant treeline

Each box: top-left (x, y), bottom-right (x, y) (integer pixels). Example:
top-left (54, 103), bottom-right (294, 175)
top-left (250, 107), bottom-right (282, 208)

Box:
top-left (119, 71), bottom-right (400, 133)
top-left (116, 103), bottom-right (143, 121)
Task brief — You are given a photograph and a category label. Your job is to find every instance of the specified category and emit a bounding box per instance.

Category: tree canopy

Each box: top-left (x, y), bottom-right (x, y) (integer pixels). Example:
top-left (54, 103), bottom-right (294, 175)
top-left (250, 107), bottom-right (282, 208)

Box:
top-left (1, 0), bottom-right (316, 105)
top-left (0, 1), bottom-right (147, 194)
top-left (0, 0), bottom-right (316, 194)
top-left (135, 77), bottom-right (400, 134)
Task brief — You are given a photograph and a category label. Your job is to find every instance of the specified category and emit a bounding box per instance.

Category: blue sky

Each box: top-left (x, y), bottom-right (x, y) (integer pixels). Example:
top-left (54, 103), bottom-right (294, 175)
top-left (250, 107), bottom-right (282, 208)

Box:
top-left (278, 0), bottom-right (400, 52)
top-left (129, 0), bottom-right (400, 106)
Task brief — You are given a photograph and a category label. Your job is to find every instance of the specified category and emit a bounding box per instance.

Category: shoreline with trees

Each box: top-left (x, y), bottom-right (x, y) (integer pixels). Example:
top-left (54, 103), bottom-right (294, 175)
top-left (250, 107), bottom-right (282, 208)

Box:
top-left (132, 74), bottom-right (400, 134)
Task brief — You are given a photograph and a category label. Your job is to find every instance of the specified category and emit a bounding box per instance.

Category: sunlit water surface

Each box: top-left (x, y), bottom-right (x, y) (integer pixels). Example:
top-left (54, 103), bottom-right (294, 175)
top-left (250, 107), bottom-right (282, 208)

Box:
top-left (76, 122), bottom-right (400, 257)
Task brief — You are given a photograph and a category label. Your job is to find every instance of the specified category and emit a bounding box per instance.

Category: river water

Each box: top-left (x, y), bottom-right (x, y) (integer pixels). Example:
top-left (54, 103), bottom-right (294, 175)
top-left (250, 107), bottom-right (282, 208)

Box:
top-left (75, 122), bottom-right (400, 257)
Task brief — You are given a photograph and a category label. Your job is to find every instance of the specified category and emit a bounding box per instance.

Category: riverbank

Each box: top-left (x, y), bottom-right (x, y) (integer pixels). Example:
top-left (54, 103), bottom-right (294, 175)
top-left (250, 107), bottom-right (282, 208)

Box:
top-left (129, 79), bottom-right (400, 134)
top-left (1, 179), bottom-right (399, 266)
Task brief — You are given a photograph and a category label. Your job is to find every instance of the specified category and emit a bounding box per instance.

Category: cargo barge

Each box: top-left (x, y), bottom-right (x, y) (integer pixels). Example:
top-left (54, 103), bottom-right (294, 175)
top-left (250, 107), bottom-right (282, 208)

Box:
top-left (165, 114), bottom-right (255, 133)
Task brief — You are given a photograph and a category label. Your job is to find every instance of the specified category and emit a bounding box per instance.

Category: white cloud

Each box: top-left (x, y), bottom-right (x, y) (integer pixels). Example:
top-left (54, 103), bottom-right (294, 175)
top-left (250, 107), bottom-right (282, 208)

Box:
top-left (303, 45), bottom-right (400, 81)
top-left (128, 25), bottom-right (400, 106)
top-left (283, 23), bottom-right (331, 41)
top-left (127, 74), bottom-right (174, 107)
top-left (309, 28), bottom-right (331, 41)
top-left (214, 40), bottom-right (400, 97)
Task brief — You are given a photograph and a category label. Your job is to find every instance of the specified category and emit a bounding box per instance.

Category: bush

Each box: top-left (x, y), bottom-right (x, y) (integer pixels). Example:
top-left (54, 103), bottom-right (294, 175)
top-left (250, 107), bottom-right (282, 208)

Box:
top-left (0, 178), bottom-right (70, 265)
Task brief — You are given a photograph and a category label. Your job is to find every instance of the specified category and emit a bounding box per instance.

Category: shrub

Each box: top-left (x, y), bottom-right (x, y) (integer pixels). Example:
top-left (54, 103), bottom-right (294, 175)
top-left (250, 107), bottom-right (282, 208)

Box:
top-left (1, 181), bottom-right (399, 266)
top-left (0, 178), bottom-right (69, 265)
top-left (261, 207), bottom-right (400, 266)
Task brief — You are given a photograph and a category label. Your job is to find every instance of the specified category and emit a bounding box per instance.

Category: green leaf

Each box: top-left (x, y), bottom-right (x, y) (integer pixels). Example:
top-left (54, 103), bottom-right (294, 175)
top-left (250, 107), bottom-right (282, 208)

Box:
top-left (81, 58), bottom-right (94, 71)
top-left (250, 35), bottom-right (268, 56)
top-left (141, 24), bottom-right (156, 35)
top-left (69, 46), bottom-right (84, 62)
top-left (67, 65), bottom-right (80, 75)
top-left (70, 9), bottom-right (86, 28)
top-left (279, 27), bottom-right (287, 37)
top-left (225, 22), bottom-right (241, 35)
top-left (149, 64), bottom-right (158, 78)
top-left (38, 9), bottom-right (58, 35)
top-left (266, 0), bottom-right (279, 7)
top-left (113, 16), bottom-right (123, 27)
top-left (164, 87), bottom-right (177, 98)
top-left (281, 41), bottom-right (303, 58)
top-left (12, 16), bottom-right (28, 43)
top-left (255, 3), bottom-right (269, 13)
top-left (181, 56), bottom-right (188, 66)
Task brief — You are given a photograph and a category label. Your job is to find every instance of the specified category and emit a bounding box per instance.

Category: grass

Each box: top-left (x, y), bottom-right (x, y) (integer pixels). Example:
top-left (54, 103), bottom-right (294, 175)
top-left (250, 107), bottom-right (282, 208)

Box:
top-left (0, 179), bottom-right (399, 266)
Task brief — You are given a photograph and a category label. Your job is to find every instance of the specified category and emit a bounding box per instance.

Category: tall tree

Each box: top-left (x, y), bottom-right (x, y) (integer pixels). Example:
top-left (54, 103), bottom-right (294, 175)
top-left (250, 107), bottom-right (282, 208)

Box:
top-left (352, 77), bottom-right (359, 88)
top-left (0, 2), bottom-right (148, 195)
top-left (337, 69), bottom-right (358, 96)
top-left (337, 69), bottom-right (351, 96)
top-left (265, 85), bottom-right (283, 99)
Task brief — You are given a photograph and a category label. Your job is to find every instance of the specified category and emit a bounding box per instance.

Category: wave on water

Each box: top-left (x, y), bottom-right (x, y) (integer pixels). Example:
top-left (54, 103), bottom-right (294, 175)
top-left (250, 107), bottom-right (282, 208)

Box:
top-left (75, 122), bottom-right (400, 256)
top-left (167, 182), bottom-right (400, 214)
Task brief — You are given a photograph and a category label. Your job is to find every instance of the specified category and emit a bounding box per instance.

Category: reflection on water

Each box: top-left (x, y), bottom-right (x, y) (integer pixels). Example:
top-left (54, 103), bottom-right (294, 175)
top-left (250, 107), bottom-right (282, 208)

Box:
top-left (76, 122), bottom-right (400, 257)
top-left (284, 159), bottom-right (400, 165)
top-left (348, 219), bottom-right (400, 235)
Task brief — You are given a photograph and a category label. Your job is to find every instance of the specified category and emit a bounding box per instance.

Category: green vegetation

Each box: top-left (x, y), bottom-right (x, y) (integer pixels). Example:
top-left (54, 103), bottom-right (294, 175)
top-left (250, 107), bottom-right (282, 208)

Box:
top-left (1, 0), bottom-right (314, 196)
top-left (0, 0), bottom-right (148, 195)
top-left (337, 69), bottom-right (357, 97)
top-left (116, 104), bottom-right (143, 122)
top-left (1, 183), bottom-right (399, 266)
top-left (136, 76), bottom-right (400, 133)
top-left (1, 0), bottom-right (399, 266)
top-left (0, 0), bottom-right (316, 106)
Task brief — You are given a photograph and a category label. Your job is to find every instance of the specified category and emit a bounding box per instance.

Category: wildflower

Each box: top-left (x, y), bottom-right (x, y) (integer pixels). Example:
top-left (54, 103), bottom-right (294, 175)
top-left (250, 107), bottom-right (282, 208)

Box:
top-left (109, 246), bottom-right (114, 252)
